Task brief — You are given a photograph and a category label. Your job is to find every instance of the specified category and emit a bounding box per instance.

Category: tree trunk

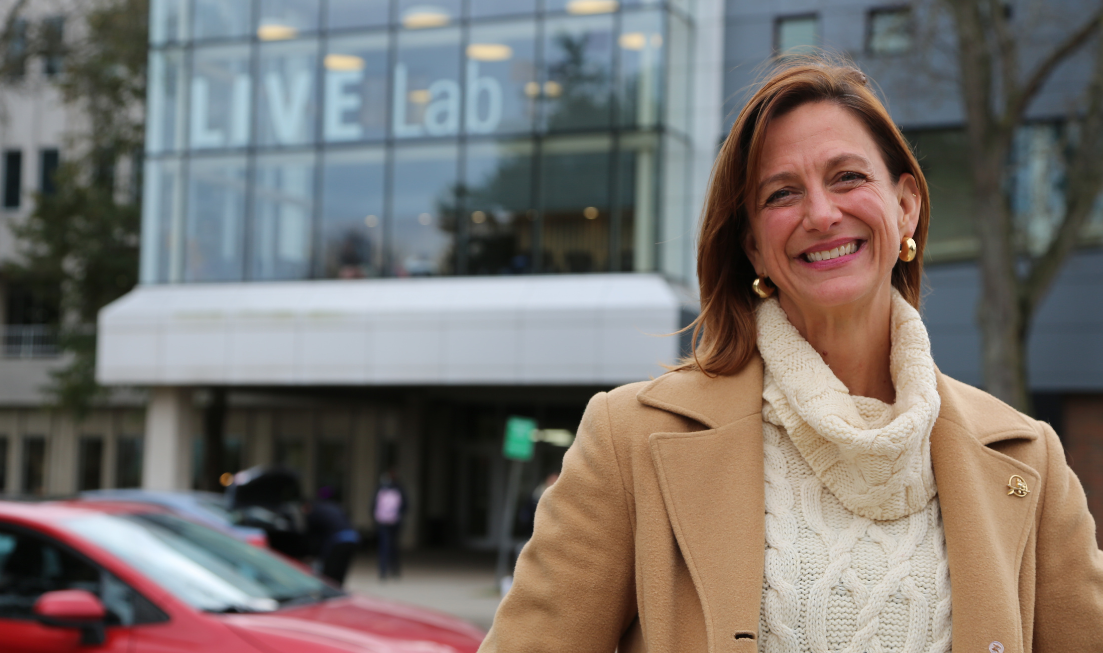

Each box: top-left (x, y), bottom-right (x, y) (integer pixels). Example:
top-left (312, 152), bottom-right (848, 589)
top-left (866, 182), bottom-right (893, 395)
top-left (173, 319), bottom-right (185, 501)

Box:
top-left (973, 166), bottom-right (1031, 413)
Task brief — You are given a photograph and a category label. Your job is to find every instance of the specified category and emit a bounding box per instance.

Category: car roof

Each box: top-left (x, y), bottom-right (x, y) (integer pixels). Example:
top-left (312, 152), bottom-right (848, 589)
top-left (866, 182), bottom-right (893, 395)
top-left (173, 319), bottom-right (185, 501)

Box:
top-left (0, 499), bottom-right (169, 526)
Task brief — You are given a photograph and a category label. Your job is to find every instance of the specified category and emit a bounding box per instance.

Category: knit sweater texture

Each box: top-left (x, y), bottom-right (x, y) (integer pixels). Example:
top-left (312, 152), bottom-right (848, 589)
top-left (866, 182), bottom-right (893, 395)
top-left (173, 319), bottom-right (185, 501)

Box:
top-left (755, 290), bottom-right (952, 653)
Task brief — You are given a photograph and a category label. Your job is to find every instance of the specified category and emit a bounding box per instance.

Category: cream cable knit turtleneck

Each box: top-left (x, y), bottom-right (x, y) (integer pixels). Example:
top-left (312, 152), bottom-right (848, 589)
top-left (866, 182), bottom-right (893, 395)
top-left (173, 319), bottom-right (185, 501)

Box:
top-left (755, 289), bottom-right (952, 653)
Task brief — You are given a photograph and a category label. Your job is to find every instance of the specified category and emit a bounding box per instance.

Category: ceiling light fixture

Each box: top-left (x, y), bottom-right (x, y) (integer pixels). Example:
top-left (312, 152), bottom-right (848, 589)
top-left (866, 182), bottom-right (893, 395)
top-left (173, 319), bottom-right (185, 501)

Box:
top-left (466, 43), bottom-right (513, 61)
top-left (257, 23), bottom-right (297, 40)
top-left (566, 0), bottom-right (618, 15)
top-left (324, 54), bottom-right (366, 71)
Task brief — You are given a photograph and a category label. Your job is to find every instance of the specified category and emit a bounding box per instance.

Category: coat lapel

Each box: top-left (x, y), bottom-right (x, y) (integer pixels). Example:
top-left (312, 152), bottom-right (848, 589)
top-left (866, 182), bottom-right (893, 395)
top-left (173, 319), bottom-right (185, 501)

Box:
top-left (638, 360), bottom-right (766, 652)
top-left (932, 373), bottom-right (1040, 653)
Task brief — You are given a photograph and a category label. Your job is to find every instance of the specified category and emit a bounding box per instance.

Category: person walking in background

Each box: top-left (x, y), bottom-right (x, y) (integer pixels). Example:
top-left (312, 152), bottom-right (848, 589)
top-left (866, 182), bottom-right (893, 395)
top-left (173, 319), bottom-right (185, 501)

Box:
top-left (373, 470), bottom-right (406, 580)
top-left (302, 487), bottom-right (360, 587)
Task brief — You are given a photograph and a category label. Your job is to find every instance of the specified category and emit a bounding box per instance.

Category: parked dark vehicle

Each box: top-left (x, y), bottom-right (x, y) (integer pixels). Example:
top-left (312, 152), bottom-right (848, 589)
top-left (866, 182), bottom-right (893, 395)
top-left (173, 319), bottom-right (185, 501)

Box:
top-left (225, 466), bottom-right (310, 559)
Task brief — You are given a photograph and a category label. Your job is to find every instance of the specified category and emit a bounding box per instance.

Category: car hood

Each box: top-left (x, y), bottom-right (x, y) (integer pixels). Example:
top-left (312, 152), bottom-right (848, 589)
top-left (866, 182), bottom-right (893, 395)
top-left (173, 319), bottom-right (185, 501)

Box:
top-left (219, 594), bottom-right (484, 653)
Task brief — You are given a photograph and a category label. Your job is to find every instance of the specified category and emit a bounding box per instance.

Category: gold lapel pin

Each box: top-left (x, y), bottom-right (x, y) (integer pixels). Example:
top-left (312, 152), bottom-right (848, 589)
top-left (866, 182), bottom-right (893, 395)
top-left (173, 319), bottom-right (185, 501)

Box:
top-left (1007, 475), bottom-right (1030, 498)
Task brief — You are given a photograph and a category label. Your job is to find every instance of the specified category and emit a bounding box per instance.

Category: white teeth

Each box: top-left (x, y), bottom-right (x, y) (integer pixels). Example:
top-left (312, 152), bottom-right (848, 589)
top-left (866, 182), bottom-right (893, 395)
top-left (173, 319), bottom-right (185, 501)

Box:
top-left (806, 241), bottom-right (857, 262)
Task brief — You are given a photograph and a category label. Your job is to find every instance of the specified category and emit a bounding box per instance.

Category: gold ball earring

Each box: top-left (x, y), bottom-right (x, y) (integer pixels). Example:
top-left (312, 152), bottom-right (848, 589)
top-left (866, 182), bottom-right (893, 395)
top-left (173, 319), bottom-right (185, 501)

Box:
top-left (899, 237), bottom-right (917, 262)
top-left (752, 276), bottom-right (775, 299)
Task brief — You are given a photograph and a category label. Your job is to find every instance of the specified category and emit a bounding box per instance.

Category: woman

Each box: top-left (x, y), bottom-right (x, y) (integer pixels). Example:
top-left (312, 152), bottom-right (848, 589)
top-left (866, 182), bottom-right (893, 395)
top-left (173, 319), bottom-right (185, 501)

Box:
top-left (479, 58), bottom-right (1103, 652)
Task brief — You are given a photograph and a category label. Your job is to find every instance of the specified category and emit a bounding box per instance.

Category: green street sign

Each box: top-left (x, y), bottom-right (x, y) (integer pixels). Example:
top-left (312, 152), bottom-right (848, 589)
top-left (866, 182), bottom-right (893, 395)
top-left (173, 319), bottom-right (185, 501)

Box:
top-left (503, 416), bottom-right (537, 461)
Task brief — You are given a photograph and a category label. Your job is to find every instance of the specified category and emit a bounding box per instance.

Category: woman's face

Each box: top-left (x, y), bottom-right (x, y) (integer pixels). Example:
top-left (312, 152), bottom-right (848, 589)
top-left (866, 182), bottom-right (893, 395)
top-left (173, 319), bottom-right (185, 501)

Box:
top-left (744, 101), bottom-right (920, 317)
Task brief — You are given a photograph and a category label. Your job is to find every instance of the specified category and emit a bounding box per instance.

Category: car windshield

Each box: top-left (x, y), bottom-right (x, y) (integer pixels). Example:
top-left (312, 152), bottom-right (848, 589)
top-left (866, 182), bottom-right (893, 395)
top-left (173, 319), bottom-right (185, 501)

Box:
top-left (63, 512), bottom-right (342, 613)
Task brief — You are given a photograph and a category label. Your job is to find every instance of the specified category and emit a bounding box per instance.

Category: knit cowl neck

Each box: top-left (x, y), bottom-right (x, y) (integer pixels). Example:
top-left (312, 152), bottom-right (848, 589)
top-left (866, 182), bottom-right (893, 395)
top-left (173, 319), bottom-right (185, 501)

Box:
top-left (755, 288), bottom-right (941, 521)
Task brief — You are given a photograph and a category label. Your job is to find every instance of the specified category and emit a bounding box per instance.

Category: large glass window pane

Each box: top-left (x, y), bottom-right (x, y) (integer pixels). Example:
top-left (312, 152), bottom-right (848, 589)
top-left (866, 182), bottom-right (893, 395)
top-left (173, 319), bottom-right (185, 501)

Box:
top-left (148, 49), bottom-right (187, 154)
top-left (394, 28), bottom-right (461, 139)
top-left (78, 436), bottom-right (104, 492)
top-left (193, 0), bottom-right (253, 41)
top-left (320, 148), bottom-right (385, 278)
top-left (323, 33), bottom-right (389, 143)
top-left (190, 45), bottom-right (252, 150)
top-left (21, 436), bottom-right (46, 496)
top-left (617, 11), bottom-right (663, 129)
top-left (539, 135), bottom-right (611, 273)
top-left (250, 152), bottom-right (316, 281)
top-left (470, 0), bottom-right (535, 20)
top-left (665, 11), bottom-right (690, 136)
top-left (397, 0), bottom-right (459, 29)
top-left (151, 0), bottom-right (189, 45)
top-left (116, 436), bottom-right (143, 489)
top-left (328, 0), bottom-right (389, 30)
top-left (463, 140), bottom-right (534, 275)
top-left (257, 0), bottom-right (320, 40)
top-left (185, 156), bottom-right (247, 281)
top-left (256, 40), bottom-right (319, 147)
top-left (465, 22), bottom-right (537, 136)
top-left (542, 15), bottom-right (614, 132)
top-left (617, 132), bottom-right (659, 271)
top-left (140, 158), bottom-right (185, 284)
top-left (907, 129), bottom-right (975, 260)
top-left (659, 133), bottom-right (690, 281)
top-left (391, 144), bottom-right (459, 276)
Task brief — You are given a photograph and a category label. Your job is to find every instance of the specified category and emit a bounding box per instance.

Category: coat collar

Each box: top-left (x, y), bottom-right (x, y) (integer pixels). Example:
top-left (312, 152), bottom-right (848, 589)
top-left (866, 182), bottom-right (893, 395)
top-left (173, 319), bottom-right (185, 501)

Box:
top-left (638, 360), bottom-right (1042, 653)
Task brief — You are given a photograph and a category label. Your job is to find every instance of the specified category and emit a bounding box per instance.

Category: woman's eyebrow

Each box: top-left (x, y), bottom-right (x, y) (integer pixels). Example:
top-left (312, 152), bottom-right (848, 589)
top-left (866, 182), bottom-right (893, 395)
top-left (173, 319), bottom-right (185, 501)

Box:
top-left (825, 153), bottom-right (873, 171)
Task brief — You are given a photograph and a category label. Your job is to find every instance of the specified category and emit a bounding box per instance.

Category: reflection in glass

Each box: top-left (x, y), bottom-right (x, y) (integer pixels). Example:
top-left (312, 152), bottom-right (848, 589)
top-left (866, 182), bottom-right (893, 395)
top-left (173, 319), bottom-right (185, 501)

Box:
top-left (320, 148), bottom-right (385, 278)
top-left (190, 45), bottom-right (252, 150)
top-left (542, 15), bottom-right (614, 131)
top-left (148, 49), bottom-right (187, 153)
top-left (328, 0), bottom-right (389, 30)
top-left (185, 156), bottom-right (246, 281)
top-left (257, 0), bottom-right (320, 40)
top-left (394, 28), bottom-right (461, 139)
top-left (470, 0), bottom-right (536, 19)
top-left (150, 0), bottom-right (188, 44)
top-left (463, 140), bottom-right (534, 275)
top-left (540, 136), bottom-right (611, 273)
top-left (397, 0), bottom-right (459, 29)
top-left (391, 144), bottom-right (458, 276)
top-left (617, 133), bottom-right (659, 271)
top-left (618, 11), bottom-right (663, 129)
top-left (465, 22), bottom-right (537, 135)
top-left (251, 152), bottom-right (315, 280)
top-left (545, 0), bottom-right (619, 14)
top-left (257, 40), bottom-right (318, 147)
top-left (324, 34), bottom-right (389, 142)
top-left (141, 158), bottom-right (185, 284)
top-left (665, 12), bottom-right (690, 135)
top-left (193, 0), bottom-right (253, 40)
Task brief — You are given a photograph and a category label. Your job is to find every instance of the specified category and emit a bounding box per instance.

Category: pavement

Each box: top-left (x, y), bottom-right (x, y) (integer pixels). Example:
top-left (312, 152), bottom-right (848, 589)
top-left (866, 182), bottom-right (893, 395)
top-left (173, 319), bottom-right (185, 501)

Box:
top-left (344, 549), bottom-right (503, 632)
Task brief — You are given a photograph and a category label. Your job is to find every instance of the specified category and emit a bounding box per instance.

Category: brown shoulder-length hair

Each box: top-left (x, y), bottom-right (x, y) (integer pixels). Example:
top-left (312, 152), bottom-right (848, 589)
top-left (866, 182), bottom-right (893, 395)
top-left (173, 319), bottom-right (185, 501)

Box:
top-left (677, 54), bottom-right (930, 376)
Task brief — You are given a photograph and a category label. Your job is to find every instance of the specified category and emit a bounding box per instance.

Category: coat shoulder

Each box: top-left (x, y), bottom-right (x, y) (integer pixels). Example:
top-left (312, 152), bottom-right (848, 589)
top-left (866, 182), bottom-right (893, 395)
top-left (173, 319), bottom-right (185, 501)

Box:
top-left (937, 372), bottom-right (1046, 444)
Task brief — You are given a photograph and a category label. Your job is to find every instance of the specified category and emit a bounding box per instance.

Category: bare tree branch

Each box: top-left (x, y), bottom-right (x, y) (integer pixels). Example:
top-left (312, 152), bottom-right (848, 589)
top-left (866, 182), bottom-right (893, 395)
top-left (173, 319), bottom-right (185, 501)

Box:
top-left (1007, 10), bottom-right (1102, 126)
top-left (1024, 35), bottom-right (1103, 315)
top-left (987, 0), bottom-right (1019, 115)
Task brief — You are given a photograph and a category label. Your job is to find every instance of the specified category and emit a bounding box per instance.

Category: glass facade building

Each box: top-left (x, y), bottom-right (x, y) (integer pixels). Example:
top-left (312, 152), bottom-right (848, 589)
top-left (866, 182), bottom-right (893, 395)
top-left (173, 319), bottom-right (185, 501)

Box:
top-left (143, 0), bottom-right (694, 284)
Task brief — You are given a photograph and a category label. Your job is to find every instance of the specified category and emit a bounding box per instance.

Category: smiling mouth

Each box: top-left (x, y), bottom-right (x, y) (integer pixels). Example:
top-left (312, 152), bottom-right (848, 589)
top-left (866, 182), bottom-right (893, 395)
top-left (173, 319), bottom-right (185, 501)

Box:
top-left (803, 241), bottom-right (860, 263)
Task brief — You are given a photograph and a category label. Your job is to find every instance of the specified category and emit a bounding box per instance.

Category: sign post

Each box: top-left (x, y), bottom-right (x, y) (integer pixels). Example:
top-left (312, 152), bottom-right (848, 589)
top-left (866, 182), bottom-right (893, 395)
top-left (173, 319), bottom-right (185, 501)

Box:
top-left (496, 416), bottom-right (536, 592)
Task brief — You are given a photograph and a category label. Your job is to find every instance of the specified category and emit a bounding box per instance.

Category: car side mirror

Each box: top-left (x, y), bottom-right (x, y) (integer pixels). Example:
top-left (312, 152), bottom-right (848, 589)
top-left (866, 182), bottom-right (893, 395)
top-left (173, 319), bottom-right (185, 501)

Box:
top-left (33, 589), bottom-right (107, 646)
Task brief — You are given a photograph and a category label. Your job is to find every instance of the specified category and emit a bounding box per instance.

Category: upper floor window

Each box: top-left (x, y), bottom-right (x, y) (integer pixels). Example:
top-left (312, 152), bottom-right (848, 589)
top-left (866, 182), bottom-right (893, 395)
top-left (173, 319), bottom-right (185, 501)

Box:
top-left (39, 149), bottom-right (60, 196)
top-left (41, 16), bottom-right (65, 76)
top-left (775, 14), bottom-right (818, 55)
top-left (2, 17), bottom-right (29, 78)
top-left (867, 7), bottom-right (912, 55)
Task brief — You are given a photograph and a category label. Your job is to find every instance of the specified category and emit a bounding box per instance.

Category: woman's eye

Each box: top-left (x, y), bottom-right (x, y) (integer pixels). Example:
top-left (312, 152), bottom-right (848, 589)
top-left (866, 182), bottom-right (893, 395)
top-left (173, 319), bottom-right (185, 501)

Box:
top-left (765, 189), bottom-right (792, 204)
top-left (838, 171), bottom-right (866, 184)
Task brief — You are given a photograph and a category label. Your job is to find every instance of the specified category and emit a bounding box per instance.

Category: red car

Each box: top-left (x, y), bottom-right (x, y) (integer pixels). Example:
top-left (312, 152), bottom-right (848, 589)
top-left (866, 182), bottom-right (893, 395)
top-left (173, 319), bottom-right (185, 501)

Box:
top-left (0, 501), bottom-right (484, 652)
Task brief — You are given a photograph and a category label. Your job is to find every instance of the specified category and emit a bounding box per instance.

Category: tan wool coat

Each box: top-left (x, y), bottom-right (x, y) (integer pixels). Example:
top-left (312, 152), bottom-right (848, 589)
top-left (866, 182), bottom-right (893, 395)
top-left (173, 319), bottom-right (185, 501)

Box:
top-left (479, 357), bottom-right (1103, 653)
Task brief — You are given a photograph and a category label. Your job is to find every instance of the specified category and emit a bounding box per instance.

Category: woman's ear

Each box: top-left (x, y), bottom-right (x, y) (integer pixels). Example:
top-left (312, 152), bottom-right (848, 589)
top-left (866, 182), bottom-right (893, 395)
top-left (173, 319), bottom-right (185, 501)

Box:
top-left (743, 224), bottom-right (764, 277)
top-left (898, 173), bottom-right (921, 238)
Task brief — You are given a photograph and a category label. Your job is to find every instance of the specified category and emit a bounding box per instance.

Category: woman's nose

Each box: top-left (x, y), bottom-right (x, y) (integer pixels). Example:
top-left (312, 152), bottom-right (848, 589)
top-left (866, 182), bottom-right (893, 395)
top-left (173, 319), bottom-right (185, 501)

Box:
top-left (802, 185), bottom-right (842, 232)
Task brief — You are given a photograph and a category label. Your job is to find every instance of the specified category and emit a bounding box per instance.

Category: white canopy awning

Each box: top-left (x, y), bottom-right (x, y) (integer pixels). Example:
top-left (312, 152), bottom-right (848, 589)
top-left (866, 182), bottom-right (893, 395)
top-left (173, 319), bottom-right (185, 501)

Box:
top-left (96, 274), bottom-right (688, 386)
